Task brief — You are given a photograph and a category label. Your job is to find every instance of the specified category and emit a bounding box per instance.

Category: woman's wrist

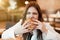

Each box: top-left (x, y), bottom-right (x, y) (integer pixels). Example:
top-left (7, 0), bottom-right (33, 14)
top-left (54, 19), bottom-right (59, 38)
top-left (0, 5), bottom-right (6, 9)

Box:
top-left (41, 22), bottom-right (48, 33)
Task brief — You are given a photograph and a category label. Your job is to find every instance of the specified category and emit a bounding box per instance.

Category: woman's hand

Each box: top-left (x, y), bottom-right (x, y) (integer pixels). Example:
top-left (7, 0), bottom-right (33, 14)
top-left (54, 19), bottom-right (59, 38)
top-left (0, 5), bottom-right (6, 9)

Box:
top-left (40, 22), bottom-right (48, 33)
top-left (21, 20), bottom-right (33, 34)
top-left (31, 19), bottom-right (48, 33)
top-left (22, 19), bottom-right (38, 31)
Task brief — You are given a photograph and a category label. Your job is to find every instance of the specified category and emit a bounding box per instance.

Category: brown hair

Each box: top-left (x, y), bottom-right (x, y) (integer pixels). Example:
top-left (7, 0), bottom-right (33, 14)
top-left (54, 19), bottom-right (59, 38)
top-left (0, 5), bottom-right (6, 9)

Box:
top-left (22, 1), bottom-right (44, 24)
top-left (22, 1), bottom-right (43, 40)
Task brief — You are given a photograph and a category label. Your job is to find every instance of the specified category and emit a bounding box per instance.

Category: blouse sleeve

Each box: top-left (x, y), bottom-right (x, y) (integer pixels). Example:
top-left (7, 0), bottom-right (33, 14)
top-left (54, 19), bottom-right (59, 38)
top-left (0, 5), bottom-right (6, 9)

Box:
top-left (43, 23), bottom-right (60, 40)
top-left (2, 19), bottom-right (22, 39)
top-left (45, 30), bottom-right (57, 40)
top-left (2, 29), bottom-right (15, 40)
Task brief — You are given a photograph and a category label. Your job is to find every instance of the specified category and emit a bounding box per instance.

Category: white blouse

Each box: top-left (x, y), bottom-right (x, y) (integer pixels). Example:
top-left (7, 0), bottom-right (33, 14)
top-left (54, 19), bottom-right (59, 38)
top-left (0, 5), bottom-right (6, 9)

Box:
top-left (2, 20), bottom-right (60, 40)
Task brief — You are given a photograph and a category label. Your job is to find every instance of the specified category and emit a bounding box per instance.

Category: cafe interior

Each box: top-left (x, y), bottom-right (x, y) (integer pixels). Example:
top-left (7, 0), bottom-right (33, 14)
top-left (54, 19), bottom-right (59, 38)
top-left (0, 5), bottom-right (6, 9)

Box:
top-left (0, 0), bottom-right (60, 40)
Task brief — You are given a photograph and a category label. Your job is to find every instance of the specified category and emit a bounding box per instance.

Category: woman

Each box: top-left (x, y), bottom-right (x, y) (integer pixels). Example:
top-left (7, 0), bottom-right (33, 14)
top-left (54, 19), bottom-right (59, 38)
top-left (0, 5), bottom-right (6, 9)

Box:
top-left (2, 2), bottom-right (60, 40)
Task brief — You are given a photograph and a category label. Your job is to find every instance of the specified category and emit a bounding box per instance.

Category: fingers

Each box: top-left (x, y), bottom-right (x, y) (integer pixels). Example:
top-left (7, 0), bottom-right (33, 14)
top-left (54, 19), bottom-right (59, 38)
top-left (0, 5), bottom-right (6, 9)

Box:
top-left (24, 19), bottom-right (41, 29)
top-left (23, 29), bottom-right (29, 33)
top-left (22, 19), bottom-right (43, 32)
top-left (24, 23), bottom-right (31, 29)
top-left (32, 19), bottom-right (43, 30)
top-left (34, 19), bottom-right (41, 23)
top-left (22, 29), bottom-right (32, 33)
top-left (22, 21), bottom-right (29, 27)
top-left (31, 22), bottom-right (38, 25)
top-left (22, 19), bottom-right (33, 27)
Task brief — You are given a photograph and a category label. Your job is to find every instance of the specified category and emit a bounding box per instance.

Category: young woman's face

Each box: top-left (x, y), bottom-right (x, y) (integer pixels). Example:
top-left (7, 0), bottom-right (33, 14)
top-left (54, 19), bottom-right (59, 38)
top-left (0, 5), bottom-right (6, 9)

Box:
top-left (26, 7), bottom-right (38, 20)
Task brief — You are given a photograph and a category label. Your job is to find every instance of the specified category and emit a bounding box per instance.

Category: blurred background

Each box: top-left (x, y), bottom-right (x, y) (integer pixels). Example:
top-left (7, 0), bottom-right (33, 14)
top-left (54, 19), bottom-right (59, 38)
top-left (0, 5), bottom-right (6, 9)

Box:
top-left (0, 0), bottom-right (60, 39)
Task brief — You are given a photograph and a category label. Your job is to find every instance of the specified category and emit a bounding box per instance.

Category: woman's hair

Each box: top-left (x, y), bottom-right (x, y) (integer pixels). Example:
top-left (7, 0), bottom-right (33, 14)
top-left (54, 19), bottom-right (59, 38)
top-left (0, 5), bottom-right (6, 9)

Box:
top-left (22, 1), bottom-right (44, 24)
top-left (22, 1), bottom-right (43, 40)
